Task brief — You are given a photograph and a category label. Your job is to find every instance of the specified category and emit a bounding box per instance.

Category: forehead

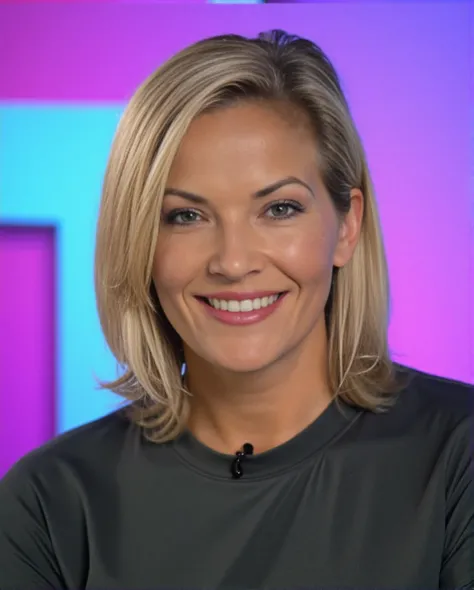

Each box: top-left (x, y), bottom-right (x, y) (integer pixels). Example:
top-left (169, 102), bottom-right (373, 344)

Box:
top-left (166, 101), bottom-right (321, 192)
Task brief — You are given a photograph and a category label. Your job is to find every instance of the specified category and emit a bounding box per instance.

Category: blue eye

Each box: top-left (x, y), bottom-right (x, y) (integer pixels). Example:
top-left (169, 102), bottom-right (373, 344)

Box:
top-left (163, 200), bottom-right (305, 226)
top-left (265, 200), bottom-right (305, 219)
top-left (164, 209), bottom-right (202, 225)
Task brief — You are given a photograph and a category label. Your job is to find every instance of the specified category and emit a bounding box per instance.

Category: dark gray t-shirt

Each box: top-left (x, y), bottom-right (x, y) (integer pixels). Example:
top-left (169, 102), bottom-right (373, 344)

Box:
top-left (0, 367), bottom-right (473, 589)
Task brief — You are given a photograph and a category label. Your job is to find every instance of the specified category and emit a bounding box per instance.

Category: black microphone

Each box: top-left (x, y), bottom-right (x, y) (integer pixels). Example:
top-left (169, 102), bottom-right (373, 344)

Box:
top-left (230, 442), bottom-right (254, 479)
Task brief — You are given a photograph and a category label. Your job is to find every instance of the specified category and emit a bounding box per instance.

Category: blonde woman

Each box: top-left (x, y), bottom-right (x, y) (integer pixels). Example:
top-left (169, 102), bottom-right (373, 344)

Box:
top-left (1, 30), bottom-right (472, 589)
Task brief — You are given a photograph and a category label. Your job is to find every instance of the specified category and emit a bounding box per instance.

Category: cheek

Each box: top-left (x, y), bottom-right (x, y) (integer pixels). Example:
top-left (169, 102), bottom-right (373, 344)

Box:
top-left (275, 225), bottom-right (337, 283)
top-left (152, 238), bottom-right (197, 301)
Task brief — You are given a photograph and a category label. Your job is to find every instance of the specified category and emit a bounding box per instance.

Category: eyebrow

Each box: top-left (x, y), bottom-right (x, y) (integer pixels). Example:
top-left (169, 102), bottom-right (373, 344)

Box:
top-left (163, 176), bottom-right (315, 204)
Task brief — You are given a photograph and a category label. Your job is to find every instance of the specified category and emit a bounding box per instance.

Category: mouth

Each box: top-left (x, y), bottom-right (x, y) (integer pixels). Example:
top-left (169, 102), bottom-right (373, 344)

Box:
top-left (195, 292), bottom-right (287, 313)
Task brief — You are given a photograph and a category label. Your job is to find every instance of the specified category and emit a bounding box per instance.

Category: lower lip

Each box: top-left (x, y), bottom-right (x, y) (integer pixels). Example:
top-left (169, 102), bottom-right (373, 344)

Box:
top-left (196, 293), bottom-right (287, 326)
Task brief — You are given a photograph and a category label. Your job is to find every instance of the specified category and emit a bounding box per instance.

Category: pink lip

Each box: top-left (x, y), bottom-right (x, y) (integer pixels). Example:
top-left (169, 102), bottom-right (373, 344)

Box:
top-left (195, 292), bottom-right (288, 326)
top-left (197, 290), bottom-right (283, 302)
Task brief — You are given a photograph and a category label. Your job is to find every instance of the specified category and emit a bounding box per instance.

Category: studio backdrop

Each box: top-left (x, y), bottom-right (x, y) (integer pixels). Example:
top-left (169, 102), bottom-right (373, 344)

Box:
top-left (0, 0), bottom-right (473, 476)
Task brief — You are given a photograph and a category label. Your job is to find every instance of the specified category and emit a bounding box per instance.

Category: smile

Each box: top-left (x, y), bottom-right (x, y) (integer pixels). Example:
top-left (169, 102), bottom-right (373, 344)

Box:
top-left (204, 293), bottom-right (283, 312)
top-left (195, 292), bottom-right (288, 326)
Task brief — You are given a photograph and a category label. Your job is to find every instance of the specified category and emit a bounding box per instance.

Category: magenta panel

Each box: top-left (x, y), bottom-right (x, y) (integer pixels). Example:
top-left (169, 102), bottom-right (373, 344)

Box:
top-left (0, 226), bottom-right (56, 475)
top-left (0, 3), bottom-right (222, 101)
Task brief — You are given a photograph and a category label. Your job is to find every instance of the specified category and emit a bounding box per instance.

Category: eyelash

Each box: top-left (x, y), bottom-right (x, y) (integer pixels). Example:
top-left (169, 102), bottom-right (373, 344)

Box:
top-left (163, 200), bottom-right (306, 226)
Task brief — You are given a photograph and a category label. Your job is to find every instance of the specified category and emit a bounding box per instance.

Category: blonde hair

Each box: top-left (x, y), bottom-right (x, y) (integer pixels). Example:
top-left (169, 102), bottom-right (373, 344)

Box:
top-left (95, 30), bottom-right (408, 443)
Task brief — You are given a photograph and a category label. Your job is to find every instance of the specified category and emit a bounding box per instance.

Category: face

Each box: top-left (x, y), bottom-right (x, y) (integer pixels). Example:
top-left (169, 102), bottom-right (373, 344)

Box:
top-left (153, 100), bottom-right (362, 373)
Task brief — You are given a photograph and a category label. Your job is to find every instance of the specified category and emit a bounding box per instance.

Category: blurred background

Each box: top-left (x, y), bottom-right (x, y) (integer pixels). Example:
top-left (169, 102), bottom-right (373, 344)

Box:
top-left (0, 0), bottom-right (473, 476)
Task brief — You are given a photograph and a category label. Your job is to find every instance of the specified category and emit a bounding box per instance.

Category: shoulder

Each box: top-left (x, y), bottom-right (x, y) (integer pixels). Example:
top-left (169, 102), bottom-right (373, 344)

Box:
top-left (1, 406), bottom-right (136, 495)
top-left (385, 365), bottom-right (474, 457)
top-left (0, 409), bottom-right (140, 588)
top-left (354, 366), bottom-right (473, 455)
top-left (396, 365), bottom-right (474, 424)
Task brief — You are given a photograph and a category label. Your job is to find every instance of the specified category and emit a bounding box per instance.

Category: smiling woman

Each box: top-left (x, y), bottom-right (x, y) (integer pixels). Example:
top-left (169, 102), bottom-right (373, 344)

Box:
top-left (0, 29), bottom-right (473, 590)
top-left (154, 100), bottom-right (366, 381)
top-left (97, 33), bottom-right (398, 443)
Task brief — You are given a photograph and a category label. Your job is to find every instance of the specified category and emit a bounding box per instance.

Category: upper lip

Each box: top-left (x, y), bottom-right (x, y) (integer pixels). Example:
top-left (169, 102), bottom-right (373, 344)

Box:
top-left (196, 291), bottom-right (285, 301)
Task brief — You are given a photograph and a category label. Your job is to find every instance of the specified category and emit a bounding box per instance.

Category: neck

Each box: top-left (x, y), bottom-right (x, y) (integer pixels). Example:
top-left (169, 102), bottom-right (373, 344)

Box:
top-left (184, 327), bottom-right (333, 455)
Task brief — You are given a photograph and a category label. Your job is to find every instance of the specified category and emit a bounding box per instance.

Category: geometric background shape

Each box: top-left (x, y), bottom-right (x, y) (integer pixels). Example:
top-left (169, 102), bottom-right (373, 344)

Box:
top-left (0, 2), bottom-right (471, 103)
top-left (0, 106), bottom-right (123, 439)
top-left (0, 226), bottom-right (56, 477)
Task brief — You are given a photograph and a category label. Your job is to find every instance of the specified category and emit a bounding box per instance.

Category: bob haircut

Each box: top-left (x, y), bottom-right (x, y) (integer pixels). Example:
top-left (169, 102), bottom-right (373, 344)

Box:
top-left (95, 29), bottom-right (407, 443)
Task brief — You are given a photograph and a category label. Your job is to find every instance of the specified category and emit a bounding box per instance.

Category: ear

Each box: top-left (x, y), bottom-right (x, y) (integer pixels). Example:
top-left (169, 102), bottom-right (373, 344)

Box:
top-left (332, 189), bottom-right (364, 268)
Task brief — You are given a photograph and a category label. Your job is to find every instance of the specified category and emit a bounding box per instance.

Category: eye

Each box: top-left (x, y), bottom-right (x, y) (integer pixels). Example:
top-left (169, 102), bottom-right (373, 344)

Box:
top-left (163, 208), bottom-right (203, 225)
top-left (265, 200), bottom-right (305, 220)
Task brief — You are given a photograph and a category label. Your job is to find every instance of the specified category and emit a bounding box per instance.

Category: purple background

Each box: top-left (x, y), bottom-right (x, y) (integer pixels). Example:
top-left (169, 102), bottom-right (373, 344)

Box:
top-left (0, 1), bottom-right (472, 475)
top-left (0, 227), bottom-right (56, 469)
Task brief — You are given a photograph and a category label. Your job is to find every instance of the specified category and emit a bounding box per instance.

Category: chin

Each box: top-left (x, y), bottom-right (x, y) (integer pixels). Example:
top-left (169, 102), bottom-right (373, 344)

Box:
top-left (208, 348), bottom-right (281, 374)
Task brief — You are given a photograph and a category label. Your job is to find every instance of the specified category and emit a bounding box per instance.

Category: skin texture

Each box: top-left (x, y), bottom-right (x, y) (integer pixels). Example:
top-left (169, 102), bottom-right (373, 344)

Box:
top-left (153, 100), bottom-right (363, 454)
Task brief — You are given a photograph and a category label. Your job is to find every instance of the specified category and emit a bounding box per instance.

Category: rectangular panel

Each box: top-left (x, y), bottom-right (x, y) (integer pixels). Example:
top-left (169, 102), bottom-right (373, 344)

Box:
top-left (0, 2), bottom-right (468, 101)
top-left (0, 226), bottom-right (56, 475)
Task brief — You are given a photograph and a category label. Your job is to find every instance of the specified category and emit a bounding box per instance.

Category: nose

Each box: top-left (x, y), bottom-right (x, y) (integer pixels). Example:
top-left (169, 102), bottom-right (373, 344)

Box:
top-left (207, 221), bottom-right (264, 281)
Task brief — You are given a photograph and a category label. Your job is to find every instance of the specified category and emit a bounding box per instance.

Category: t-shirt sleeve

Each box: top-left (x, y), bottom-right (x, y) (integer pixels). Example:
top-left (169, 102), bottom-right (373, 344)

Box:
top-left (0, 459), bottom-right (65, 590)
top-left (439, 415), bottom-right (474, 588)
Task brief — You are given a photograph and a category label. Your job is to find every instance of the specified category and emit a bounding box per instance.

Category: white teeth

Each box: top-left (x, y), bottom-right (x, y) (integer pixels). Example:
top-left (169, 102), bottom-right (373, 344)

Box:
top-left (240, 299), bottom-right (253, 312)
top-left (228, 300), bottom-right (240, 312)
top-left (207, 293), bottom-right (281, 312)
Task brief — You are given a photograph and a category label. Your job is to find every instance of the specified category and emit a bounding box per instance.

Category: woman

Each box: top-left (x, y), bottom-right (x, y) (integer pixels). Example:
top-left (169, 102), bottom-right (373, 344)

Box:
top-left (0, 30), bottom-right (472, 589)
